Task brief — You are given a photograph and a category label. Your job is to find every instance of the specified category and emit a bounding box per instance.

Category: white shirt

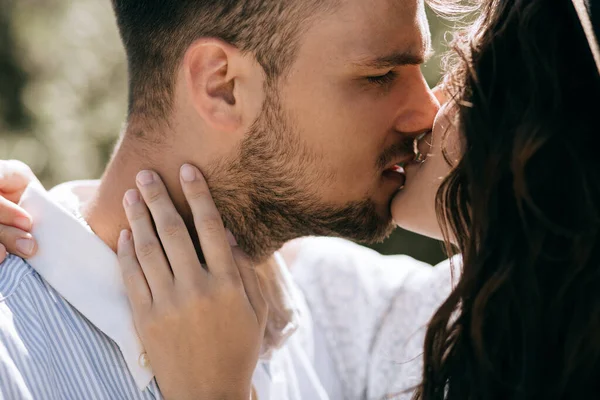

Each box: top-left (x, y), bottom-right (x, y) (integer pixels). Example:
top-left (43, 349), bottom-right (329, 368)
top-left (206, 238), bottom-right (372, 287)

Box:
top-left (291, 237), bottom-right (457, 400)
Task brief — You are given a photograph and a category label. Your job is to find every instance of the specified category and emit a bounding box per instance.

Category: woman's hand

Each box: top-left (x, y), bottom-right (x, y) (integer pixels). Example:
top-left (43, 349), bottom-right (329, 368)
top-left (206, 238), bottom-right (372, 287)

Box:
top-left (118, 164), bottom-right (268, 400)
top-left (0, 160), bottom-right (39, 262)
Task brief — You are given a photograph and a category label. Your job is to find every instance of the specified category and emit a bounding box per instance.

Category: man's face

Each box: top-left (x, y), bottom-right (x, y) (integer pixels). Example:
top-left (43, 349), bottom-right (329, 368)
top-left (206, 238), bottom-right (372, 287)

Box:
top-left (208, 0), bottom-right (439, 260)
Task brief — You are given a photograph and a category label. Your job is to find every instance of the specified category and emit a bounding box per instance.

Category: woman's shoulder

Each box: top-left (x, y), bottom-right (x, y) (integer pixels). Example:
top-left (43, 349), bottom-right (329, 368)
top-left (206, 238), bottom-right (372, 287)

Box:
top-left (285, 236), bottom-right (433, 289)
top-left (366, 257), bottom-right (458, 399)
top-left (284, 237), bottom-right (457, 399)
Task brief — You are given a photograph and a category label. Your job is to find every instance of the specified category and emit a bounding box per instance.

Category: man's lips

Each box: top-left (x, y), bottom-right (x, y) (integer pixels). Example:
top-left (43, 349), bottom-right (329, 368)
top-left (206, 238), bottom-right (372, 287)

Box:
top-left (382, 164), bottom-right (406, 188)
top-left (380, 131), bottom-right (433, 189)
top-left (391, 165), bottom-right (405, 173)
top-left (379, 140), bottom-right (422, 189)
top-left (382, 153), bottom-right (416, 172)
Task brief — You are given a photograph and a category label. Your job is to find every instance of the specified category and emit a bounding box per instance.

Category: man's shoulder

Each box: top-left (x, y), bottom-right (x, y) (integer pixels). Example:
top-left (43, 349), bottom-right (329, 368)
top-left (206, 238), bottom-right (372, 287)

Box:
top-left (0, 256), bottom-right (69, 399)
top-left (0, 256), bottom-right (49, 382)
top-left (0, 254), bottom-right (41, 301)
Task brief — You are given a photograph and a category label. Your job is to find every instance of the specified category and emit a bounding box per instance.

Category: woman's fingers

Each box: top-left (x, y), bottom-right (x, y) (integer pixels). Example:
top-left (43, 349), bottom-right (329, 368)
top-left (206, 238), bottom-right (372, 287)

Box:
top-left (0, 244), bottom-right (6, 264)
top-left (0, 160), bottom-right (37, 204)
top-left (135, 171), bottom-right (205, 282)
top-left (113, 167), bottom-right (264, 400)
top-left (179, 164), bottom-right (240, 283)
top-left (232, 248), bottom-right (268, 326)
top-left (0, 224), bottom-right (36, 259)
top-left (0, 160), bottom-right (37, 260)
top-left (0, 196), bottom-right (32, 232)
top-left (123, 189), bottom-right (173, 298)
top-left (117, 229), bottom-right (152, 313)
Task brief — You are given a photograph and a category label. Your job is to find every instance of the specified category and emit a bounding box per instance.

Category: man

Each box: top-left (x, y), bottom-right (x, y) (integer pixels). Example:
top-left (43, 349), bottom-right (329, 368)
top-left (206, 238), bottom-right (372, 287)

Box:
top-left (0, 0), bottom-right (438, 398)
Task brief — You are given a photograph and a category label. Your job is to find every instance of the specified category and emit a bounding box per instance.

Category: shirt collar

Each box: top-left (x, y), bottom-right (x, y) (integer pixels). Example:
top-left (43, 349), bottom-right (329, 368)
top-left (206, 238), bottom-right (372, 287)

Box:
top-left (18, 180), bottom-right (300, 389)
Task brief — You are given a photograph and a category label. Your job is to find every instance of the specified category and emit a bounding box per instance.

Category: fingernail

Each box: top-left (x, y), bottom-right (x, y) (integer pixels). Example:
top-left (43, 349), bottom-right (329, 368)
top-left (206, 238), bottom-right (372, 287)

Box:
top-left (124, 189), bottom-right (140, 206)
top-left (14, 216), bottom-right (32, 231)
top-left (137, 170), bottom-right (155, 186)
top-left (225, 229), bottom-right (238, 247)
top-left (119, 229), bottom-right (131, 243)
top-left (16, 237), bottom-right (35, 256)
top-left (180, 164), bottom-right (197, 182)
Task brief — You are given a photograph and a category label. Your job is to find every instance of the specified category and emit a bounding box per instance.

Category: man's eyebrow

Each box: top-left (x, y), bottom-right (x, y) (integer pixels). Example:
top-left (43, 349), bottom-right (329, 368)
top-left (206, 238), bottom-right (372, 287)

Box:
top-left (354, 47), bottom-right (434, 69)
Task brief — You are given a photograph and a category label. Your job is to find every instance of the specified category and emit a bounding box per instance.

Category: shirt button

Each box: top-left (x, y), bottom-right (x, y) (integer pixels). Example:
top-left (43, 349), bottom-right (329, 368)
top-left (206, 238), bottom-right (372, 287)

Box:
top-left (138, 352), bottom-right (150, 368)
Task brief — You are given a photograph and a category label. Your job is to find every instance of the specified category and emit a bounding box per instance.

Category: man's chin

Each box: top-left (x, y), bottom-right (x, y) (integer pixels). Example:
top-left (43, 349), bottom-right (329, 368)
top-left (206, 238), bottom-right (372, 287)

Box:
top-left (346, 216), bottom-right (396, 245)
top-left (228, 210), bottom-right (395, 261)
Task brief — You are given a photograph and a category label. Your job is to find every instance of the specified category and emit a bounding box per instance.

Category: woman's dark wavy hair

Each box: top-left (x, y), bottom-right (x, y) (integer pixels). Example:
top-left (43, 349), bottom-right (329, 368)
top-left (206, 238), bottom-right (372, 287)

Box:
top-left (415, 0), bottom-right (600, 398)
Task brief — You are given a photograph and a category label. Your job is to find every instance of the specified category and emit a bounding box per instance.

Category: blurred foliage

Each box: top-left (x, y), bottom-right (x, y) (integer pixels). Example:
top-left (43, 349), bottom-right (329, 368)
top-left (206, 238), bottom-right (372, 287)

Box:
top-left (0, 0), bottom-right (455, 264)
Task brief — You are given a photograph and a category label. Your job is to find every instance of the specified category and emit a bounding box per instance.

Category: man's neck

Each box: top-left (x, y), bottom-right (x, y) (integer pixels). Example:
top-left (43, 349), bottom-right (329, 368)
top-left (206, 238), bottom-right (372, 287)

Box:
top-left (82, 135), bottom-right (188, 252)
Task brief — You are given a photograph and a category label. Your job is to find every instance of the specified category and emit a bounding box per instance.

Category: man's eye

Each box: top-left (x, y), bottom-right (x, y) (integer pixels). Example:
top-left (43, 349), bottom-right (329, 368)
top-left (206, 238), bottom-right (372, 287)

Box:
top-left (366, 71), bottom-right (397, 87)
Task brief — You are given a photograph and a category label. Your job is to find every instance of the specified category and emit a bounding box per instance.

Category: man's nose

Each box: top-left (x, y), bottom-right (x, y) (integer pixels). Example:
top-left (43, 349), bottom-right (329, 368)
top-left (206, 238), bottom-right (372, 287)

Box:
top-left (394, 73), bottom-right (440, 139)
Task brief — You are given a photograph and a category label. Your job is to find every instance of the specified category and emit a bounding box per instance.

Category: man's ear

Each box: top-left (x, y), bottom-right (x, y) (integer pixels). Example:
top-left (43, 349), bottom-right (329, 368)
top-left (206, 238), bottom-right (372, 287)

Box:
top-left (183, 39), bottom-right (244, 132)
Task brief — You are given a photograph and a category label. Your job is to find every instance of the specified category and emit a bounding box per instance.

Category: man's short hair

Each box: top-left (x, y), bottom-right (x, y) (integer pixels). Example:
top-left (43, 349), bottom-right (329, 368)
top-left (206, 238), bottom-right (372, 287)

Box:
top-left (111, 0), bottom-right (332, 123)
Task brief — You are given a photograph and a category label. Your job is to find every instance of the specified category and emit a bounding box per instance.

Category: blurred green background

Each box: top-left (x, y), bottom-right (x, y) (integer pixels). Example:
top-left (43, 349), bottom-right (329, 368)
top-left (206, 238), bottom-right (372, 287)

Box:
top-left (0, 0), bottom-right (452, 265)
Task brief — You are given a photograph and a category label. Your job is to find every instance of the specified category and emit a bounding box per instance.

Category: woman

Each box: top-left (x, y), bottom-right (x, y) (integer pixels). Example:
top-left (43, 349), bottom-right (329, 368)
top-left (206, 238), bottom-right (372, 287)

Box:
top-left (1, 0), bottom-right (599, 399)
top-left (406, 0), bottom-right (600, 398)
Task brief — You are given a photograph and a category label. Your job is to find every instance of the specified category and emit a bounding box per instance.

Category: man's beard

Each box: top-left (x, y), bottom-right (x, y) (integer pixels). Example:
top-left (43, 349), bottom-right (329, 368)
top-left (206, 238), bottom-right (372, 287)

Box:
top-left (205, 89), bottom-right (394, 261)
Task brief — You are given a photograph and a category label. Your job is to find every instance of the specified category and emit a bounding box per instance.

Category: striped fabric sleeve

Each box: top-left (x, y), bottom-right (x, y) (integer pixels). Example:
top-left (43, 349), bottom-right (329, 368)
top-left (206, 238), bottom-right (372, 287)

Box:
top-left (0, 255), bottom-right (54, 400)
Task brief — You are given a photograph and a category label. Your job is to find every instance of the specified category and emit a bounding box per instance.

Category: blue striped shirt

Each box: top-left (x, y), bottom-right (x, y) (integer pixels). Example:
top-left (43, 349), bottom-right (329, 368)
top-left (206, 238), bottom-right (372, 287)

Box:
top-left (0, 254), bottom-right (162, 400)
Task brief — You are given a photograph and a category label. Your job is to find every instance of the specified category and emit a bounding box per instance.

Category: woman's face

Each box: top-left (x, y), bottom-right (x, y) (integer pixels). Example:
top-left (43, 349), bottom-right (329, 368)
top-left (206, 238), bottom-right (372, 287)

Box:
top-left (391, 92), bottom-right (462, 240)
